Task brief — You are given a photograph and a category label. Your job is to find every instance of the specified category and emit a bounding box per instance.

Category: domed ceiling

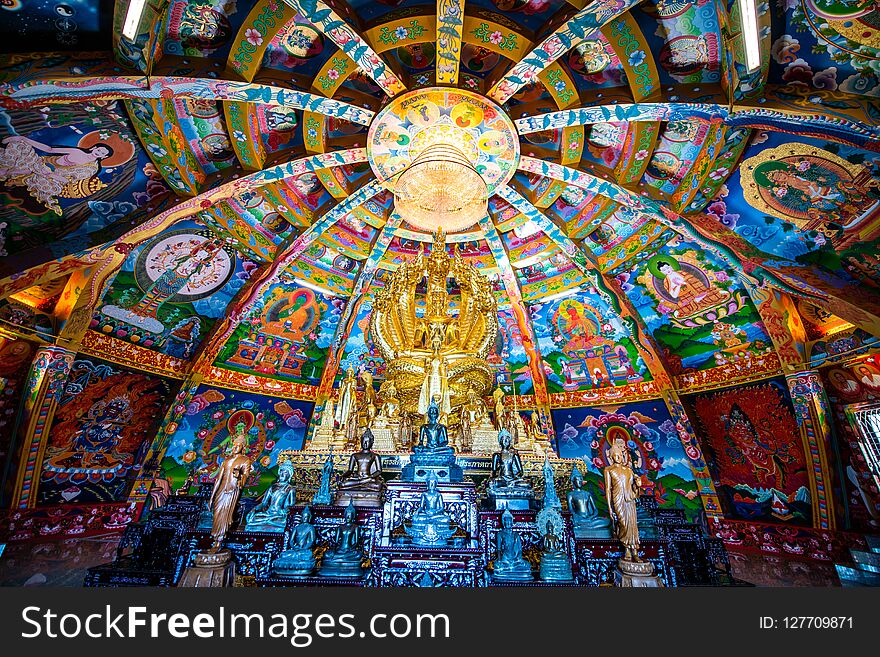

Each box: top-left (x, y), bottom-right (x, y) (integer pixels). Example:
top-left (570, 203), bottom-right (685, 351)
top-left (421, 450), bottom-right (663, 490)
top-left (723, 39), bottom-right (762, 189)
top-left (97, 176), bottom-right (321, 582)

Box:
top-left (0, 0), bottom-right (879, 413)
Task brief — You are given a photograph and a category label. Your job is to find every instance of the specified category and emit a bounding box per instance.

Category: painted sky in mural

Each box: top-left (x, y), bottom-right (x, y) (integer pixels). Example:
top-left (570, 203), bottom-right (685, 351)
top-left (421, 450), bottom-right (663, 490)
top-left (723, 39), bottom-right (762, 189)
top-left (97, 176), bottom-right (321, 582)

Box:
top-left (162, 385), bottom-right (314, 493)
top-left (552, 399), bottom-right (702, 519)
top-left (91, 218), bottom-right (256, 360)
top-left (38, 356), bottom-right (174, 505)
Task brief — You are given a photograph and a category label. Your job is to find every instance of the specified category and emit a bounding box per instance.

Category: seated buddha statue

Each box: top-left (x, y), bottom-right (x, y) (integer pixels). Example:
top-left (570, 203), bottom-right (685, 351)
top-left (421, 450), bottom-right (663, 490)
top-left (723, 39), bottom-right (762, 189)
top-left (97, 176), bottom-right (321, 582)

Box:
top-left (334, 429), bottom-right (385, 507)
top-left (371, 380), bottom-right (401, 429)
top-left (318, 501), bottom-right (365, 578)
top-left (272, 505), bottom-right (317, 576)
top-left (244, 460), bottom-right (297, 532)
top-left (567, 465), bottom-right (611, 538)
top-left (487, 429), bottom-right (534, 509)
top-left (406, 472), bottom-right (455, 546)
top-left (538, 517), bottom-right (573, 582)
top-left (460, 390), bottom-right (493, 450)
top-left (491, 509), bottom-right (533, 581)
top-left (402, 400), bottom-right (462, 482)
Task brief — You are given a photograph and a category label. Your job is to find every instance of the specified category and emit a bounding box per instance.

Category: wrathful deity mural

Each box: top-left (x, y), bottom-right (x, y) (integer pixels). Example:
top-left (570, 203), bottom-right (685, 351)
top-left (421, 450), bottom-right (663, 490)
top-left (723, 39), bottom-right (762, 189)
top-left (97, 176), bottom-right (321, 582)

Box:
top-left (92, 220), bottom-right (256, 359)
top-left (215, 276), bottom-right (344, 385)
top-left (552, 400), bottom-right (702, 520)
top-left (160, 386), bottom-right (313, 494)
top-left (616, 236), bottom-right (772, 374)
top-left (37, 357), bottom-right (174, 505)
top-left (531, 288), bottom-right (649, 393)
top-left (0, 102), bottom-right (166, 255)
top-left (684, 379), bottom-right (812, 525)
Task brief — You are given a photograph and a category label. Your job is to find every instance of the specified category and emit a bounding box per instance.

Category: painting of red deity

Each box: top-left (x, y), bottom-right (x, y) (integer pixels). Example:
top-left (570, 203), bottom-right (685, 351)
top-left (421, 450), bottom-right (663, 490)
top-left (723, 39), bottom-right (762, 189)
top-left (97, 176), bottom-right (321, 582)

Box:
top-left (37, 357), bottom-right (174, 505)
top-left (685, 378), bottom-right (813, 525)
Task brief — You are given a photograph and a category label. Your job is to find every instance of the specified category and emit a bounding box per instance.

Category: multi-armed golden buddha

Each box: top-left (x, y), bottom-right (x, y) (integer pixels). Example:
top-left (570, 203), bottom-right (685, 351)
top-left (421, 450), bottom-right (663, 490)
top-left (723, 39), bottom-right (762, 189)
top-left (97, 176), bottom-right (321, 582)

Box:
top-left (370, 230), bottom-right (497, 427)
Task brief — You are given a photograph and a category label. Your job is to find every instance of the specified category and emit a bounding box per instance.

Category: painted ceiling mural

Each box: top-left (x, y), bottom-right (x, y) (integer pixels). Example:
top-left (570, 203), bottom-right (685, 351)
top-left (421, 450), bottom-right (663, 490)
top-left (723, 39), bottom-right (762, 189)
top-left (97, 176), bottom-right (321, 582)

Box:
top-left (0, 0), bottom-right (878, 536)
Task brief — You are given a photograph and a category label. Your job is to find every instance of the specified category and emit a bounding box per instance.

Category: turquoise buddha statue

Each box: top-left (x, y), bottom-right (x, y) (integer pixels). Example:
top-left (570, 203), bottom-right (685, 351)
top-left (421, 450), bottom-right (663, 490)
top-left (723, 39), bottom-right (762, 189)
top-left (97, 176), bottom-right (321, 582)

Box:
top-left (318, 501), bottom-right (365, 578)
top-left (491, 509), bottom-right (532, 581)
top-left (311, 454), bottom-right (334, 505)
top-left (406, 472), bottom-right (455, 546)
top-left (567, 465), bottom-right (611, 539)
top-left (538, 518), bottom-right (573, 582)
top-left (272, 505), bottom-right (317, 576)
top-left (244, 460), bottom-right (297, 532)
top-left (402, 401), bottom-right (462, 482)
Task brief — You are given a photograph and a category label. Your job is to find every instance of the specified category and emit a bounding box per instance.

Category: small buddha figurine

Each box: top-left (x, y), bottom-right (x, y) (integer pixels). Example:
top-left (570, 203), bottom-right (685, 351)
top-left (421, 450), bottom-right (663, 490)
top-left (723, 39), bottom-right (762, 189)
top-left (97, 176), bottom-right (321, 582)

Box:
top-left (272, 505), bottom-right (317, 576)
top-left (244, 460), bottom-right (297, 531)
top-left (311, 454), bottom-right (334, 505)
top-left (372, 380), bottom-right (400, 429)
top-left (567, 465), bottom-right (611, 538)
top-left (492, 387), bottom-right (506, 431)
top-left (491, 509), bottom-right (532, 581)
top-left (406, 472), bottom-right (455, 546)
top-left (487, 429), bottom-right (533, 505)
top-left (538, 517), bottom-right (573, 582)
top-left (542, 454), bottom-right (562, 510)
top-left (334, 429), bottom-right (385, 507)
top-left (359, 369), bottom-right (378, 427)
top-left (319, 501), bottom-right (365, 577)
top-left (604, 437), bottom-right (641, 562)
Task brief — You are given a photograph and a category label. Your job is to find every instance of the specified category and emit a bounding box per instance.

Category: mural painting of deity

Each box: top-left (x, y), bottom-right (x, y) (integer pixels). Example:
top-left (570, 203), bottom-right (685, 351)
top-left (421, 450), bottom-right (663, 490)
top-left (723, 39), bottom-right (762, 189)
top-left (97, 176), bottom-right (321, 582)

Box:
top-left (0, 133), bottom-right (134, 215)
top-left (161, 386), bottom-right (313, 493)
top-left (552, 400), bottom-right (703, 520)
top-left (532, 290), bottom-right (647, 392)
top-left (642, 253), bottom-right (733, 323)
top-left (93, 221), bottom-right (253, 359)
top-left (685, 380), bottom-right (812, 525)
top-left (38, 358), bottom-right (173, 504)
top-left (739, 144), bottom-right (880, 243)
top-left (216, 279), bottom-right (342, 385)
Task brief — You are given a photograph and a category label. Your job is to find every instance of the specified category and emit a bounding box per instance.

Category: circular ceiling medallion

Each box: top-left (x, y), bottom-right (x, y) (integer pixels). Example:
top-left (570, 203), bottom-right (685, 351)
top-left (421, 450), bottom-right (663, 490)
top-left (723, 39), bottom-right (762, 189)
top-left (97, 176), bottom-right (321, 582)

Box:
top-left (367, 87), bottom-right (519, 196)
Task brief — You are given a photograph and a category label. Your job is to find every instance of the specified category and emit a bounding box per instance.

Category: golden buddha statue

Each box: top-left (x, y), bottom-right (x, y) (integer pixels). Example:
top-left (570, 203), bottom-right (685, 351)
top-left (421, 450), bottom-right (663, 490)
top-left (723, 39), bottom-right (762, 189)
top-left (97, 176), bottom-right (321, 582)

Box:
top-left (369, 229), bottom-right (497, 423)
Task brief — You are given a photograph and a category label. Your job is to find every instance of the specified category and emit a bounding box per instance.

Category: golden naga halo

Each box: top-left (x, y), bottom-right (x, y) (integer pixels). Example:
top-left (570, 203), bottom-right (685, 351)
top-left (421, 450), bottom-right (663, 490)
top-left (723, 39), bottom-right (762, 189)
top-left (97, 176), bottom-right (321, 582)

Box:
top-left (369, 230), bottom-right (497, 420)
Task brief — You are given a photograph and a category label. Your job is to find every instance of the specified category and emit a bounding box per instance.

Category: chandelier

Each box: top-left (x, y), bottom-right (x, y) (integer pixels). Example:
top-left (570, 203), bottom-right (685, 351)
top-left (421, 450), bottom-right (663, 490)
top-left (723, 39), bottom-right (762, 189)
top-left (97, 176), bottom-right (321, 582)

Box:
top-left (392, 143), bottom-right (489, 233)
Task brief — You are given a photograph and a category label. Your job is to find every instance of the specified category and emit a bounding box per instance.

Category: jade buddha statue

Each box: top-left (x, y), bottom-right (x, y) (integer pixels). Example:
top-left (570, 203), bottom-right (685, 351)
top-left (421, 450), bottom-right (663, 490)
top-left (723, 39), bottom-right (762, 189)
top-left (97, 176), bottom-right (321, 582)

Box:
top-left (538, 518), bottom-right (573, 582)
top-left (333, 429), bottom-right (385, 507)
top-left (244, 460), bottom-right (297, 532)
top-left (486, 429), bottom-right (534, 509)
top-left (491, 509), bottom-right (533, 581)
top-left (272, 505), bottom-right (317, 576)
top-left (542, 454), bottom-right (562, 510)
top-left (406, 472), bottom-right (455, 546)
top-left (401, 400), bottom-right (462, 482)
top-left (311, 454), bottom-right (334, 505)
top-left (318, 501), bottom-right (365, 577)
top-left (568, 465), bottom-right (612, 538)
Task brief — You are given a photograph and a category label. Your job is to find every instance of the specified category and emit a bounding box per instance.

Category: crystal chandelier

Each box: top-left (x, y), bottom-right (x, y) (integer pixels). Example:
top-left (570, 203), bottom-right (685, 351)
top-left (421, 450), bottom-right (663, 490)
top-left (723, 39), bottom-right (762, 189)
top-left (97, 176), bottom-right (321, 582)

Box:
top-left (393, 143), bottom-right (489, 233)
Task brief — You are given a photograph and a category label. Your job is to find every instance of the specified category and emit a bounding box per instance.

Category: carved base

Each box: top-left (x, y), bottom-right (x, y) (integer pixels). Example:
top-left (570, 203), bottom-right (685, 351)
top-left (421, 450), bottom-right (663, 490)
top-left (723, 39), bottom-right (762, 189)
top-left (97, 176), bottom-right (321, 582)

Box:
top-left (306, 428), bottom-right (347, 452)
top-left (177, 549), bottom-right (235, 588)
top-left (333, 489), bottom-right (385, 508)
top-left (469, 428), bottom-right (501, 454)
top-left (367, 426), bottom-right (398, 451)
top-left (572, 523), bottom-right (613, 540)
top-left (401, 461), bottom-right (464, 483)
top-left (614, 558), bottom-right (664, 588)
top-left (487, 490), bottom-right (534, 510)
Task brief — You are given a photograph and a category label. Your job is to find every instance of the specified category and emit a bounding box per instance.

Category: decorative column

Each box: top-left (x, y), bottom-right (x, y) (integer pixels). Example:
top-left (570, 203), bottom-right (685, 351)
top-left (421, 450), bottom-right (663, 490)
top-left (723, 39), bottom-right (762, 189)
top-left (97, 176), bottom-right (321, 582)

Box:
top-left (127, 377), bottom-right (202, 510)
top-left (785, 370), bottom-right (837, 530)
top-left (662, 390), bottom-right (724, 520)
top-left (11, 346), bottom-right (75, 508)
